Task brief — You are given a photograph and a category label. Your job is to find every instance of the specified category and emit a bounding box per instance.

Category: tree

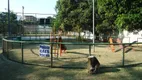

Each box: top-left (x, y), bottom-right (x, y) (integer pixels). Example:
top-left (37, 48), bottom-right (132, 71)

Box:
top-left (0, 12), bottom-right (24, 36)
top-left (97, 0), bottom-right (142, 34)
top-left (55, 0), bottom-right (93, 32)
top-left (97, 0), bottom-right (119, 34)
top-left (115, 0), bottom-right (142, 31)
top-left (46, 16), bottom-right (54, 27)
top-left (55, 0), bottom-right (142, 38)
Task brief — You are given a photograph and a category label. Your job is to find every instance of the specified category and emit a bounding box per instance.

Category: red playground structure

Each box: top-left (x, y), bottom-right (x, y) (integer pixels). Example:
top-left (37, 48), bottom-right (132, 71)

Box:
top-left (50, 31), bottom-right (67, 56)
top-left (58, 36), bottom-right (67, 56)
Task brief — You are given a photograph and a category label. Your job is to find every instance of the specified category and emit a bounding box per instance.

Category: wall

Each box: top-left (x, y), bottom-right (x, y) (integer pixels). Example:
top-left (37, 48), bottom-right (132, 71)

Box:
top-left (122, 30), bottom-right (142, 43)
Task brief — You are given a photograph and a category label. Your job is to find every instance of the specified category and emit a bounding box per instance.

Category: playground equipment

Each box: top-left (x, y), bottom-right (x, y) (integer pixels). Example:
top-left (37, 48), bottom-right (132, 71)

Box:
top-left (109, 37), bottom-right (137, 52)
top-left (50, 31), bottom-right (67, 56)
top-left (50, 32), bottom-right (59, 56)
top-left (109, 37), bottom-right (115, 52)
top-left (116, 38), bottom-right (123, 49)
top-left (58, 36), bottom-right (67, 56)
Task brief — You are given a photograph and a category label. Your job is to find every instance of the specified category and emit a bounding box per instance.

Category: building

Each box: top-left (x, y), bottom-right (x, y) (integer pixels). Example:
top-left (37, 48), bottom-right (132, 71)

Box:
top-left (120, 30), bottom-right (142, 43)
top-left (24, 16), bottom-right (37, 22)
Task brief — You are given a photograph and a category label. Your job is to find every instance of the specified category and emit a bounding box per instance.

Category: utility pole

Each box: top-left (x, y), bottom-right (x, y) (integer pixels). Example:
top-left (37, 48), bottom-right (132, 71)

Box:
top-left (22, 6), bottom-right (24, 20)
top-left (8, 0), bottom-right (10, 37)
top-left (93, 0), bottom-right (95, 52)
top-left (22, 6), bottom-right (24, 36)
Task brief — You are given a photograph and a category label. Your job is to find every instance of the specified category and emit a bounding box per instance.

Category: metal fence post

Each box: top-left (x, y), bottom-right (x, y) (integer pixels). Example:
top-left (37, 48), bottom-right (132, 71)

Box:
top-left (51, 43), bottom-right (53, 67)
top-left (21, 43), bottom-right (24, 64)
top-left (137, 38), bottom-right (138, 47)
top-left (5, 41), bottom-right (8, 58)
top-left (122, 44), bottom-right (125, 67)
top-left (57, 43), bottom-right (59, 59)
top-left (2, 39), bottom-right (5, 54)
top-left (11, 42), bottom-right (13, 49)
top-left (7, 42), bottom-right (9, 58)
top-left (129, 37), bottom-right (130, 43)
top-left (89, 45), bottom-right (91, 56)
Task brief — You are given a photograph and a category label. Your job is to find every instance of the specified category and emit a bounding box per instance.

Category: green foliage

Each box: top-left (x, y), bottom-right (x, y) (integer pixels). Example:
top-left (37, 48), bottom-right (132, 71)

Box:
top-left (55, 0), bottom-right (93, 32)
top-left (54, 0), bottom-right (142, 35)
top-left (0, 12), bottom-right (24, 35)
top-left (97, 0), bottom-right (142, 32)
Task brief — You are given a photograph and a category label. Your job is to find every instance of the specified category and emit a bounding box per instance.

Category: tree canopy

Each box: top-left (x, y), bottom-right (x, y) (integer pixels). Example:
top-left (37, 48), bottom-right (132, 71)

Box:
top-left (55, 0), bottom-right (93, 33)
top-left (54, 0), bottom-right (142, 34)
top-left (0, 12), bottom-right (24, 36)
top-left (97, 0), bottom-right (142, 32)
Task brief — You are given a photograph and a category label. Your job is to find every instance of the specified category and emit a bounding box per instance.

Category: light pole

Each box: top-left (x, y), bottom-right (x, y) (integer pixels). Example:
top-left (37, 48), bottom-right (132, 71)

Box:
top-left (93, 0), bottom-right (95, 52)
top-left (22, 6), bottom-right (24, 36)
top-left (8, 0), bottom-right (10, 37)
top-left (22, 6), bottom-right (24, 20)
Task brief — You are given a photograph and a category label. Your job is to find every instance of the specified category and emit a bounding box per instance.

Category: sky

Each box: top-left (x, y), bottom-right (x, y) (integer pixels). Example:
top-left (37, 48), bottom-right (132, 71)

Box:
top-left (0, 0), bottom-right (58, 18)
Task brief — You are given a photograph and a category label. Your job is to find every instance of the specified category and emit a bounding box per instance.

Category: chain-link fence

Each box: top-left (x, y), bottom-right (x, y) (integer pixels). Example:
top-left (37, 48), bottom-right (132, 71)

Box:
top-left (16, 12), bottom-right (54, 35)
top-left (0, 12), bottom-right (55, 38)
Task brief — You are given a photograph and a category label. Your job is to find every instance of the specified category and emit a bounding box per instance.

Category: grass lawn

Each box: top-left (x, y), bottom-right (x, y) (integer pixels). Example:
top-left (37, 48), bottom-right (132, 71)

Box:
top-left (0, 44), bottom-right (142, 80)
top-left (0, 54), bottom-right (142, 80)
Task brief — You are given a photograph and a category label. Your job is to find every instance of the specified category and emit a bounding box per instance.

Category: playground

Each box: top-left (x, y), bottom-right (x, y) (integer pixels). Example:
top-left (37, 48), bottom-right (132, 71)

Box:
top-left (1, 27), bottom-right (142, 80)
top-left (0, 0), bottom-right (142, 79)
top-left (0, 41), bottom-right (142, 80)
top-left (2, 36), bottom-right (142, 67)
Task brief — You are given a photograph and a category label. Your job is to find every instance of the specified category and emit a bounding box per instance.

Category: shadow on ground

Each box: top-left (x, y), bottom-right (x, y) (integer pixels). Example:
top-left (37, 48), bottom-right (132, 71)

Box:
top-left (0, 51), bottom-right (142, 80)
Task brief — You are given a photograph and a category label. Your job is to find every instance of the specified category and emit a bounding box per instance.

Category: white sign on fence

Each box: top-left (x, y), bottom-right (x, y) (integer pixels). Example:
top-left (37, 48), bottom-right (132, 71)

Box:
top-left (39, 45), bottom-right (50, 57)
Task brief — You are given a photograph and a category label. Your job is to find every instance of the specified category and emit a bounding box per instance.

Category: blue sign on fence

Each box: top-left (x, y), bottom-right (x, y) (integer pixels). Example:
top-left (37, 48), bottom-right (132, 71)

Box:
top-left (39, 45), bottom-right (50, 57)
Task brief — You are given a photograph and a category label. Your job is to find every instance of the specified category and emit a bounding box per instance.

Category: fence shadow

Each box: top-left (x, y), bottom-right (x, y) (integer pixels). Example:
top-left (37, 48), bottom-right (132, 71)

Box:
top-left (97, 62), bottom-right (142, 75)
top-left (66, 51), bottom-right (89, 56)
